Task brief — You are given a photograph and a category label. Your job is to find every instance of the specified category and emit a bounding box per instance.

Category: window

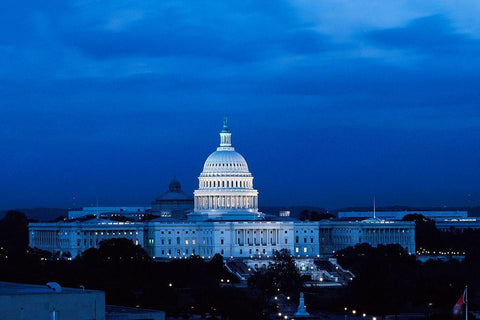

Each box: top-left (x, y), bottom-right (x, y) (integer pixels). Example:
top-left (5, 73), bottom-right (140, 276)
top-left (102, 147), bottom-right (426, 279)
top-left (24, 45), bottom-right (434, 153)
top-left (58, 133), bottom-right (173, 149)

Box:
top-left (295, 247), bottom-right (299, 253)
top-left (295, 236), bottom-right (299, 243)
top-left (304, 247), bottom-right (307, 253)
top-left (221, 239), bottom-right (224, 245)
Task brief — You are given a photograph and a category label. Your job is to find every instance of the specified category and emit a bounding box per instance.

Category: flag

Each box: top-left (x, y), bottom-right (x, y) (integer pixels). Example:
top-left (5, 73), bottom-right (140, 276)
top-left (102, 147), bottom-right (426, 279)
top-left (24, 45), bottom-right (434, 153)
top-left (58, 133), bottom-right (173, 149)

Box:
top-left (453, 288), bottom-right (467, 315)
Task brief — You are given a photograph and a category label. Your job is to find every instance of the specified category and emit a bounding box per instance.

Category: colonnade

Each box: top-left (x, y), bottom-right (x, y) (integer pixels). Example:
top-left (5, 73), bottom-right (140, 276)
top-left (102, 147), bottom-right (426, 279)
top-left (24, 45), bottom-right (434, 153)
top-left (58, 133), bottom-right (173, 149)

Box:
top-left (234, 228), bottom-right (281, 246)
top-left (195, 195), bottom-right (258, 210)
top-left (199, 179), bottom-right (252, 189)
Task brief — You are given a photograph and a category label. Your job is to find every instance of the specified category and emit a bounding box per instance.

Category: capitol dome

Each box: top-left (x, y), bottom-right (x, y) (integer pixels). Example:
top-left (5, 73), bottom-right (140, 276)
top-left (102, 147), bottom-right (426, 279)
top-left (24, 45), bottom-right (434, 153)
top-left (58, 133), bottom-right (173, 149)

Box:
top-left (202, 150), bottom-right (249, 174)
top-left (189, 118), bottom-right (263, 221)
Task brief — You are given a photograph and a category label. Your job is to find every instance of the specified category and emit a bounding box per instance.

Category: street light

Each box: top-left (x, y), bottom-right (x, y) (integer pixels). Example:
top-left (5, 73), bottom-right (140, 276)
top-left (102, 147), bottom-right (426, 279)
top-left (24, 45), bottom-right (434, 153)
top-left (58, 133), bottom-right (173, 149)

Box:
top-left (352, 310), bottom-right (356, 315)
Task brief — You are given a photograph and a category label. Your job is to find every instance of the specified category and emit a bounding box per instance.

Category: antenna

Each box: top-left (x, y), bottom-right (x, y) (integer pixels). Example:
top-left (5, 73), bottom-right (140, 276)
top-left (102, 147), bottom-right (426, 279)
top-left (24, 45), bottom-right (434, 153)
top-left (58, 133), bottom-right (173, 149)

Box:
top-left (373, 197), bottom-right (376, 219)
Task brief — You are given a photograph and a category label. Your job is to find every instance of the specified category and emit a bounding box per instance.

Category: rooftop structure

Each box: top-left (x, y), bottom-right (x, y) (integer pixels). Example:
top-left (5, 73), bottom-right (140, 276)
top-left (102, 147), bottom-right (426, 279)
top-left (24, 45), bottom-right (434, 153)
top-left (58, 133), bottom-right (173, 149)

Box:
top-left (151, 177), bottom-right (193, 219)
top-left (189, 117), bottom-right (262, 221)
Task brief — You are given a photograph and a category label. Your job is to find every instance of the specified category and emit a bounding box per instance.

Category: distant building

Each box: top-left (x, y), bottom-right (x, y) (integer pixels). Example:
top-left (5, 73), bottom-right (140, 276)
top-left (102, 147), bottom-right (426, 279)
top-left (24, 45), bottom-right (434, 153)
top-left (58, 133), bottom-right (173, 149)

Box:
top-left (29, 120), bottom-right (415, 258)
top-left (338, 210), bottom-right (467, 222)
top-left (436, 218), bottom-right (480, 232)
top-left (67, 178), bottom-right (193, 221)
top-left (0, 281), bottom-right (105, 320)
top-left (151, 177), bottom-right (193, 219)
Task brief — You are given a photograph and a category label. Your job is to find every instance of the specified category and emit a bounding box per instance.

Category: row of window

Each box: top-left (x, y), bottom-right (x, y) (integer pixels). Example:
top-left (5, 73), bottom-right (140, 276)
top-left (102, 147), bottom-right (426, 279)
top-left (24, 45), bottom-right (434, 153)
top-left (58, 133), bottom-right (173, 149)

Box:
top-left (205, 162), bottom-right (246, 168)
top-left (200, 179), bottom-right (250, 188)
top-left (295, 236), bottom-right (314, 244)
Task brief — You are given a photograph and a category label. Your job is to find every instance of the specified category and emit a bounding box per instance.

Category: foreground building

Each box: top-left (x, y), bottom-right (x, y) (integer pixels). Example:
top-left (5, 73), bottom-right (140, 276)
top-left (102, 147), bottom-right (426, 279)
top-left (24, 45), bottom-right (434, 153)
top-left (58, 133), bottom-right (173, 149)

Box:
top-left (0, 281), bottom-right (105, 320)
top-left (0, 281), bottom-right (165, 320)
top-left (29, 120), bottom-right (415, 258)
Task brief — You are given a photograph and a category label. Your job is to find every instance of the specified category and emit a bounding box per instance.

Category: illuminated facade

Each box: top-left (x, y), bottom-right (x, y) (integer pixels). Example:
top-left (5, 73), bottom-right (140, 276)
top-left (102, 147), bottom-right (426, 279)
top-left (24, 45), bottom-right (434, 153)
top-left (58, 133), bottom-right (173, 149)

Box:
top-left (29, 120), bottom-right (415, 258)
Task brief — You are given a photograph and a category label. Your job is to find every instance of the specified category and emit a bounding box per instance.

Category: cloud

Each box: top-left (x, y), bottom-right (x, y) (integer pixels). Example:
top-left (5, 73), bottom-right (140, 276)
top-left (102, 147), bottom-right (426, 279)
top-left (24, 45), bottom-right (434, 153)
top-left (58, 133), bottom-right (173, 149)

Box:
top-left (60, 1), bottom-right (335, 62)
top-left (366, 14), bottom-right (480, 56)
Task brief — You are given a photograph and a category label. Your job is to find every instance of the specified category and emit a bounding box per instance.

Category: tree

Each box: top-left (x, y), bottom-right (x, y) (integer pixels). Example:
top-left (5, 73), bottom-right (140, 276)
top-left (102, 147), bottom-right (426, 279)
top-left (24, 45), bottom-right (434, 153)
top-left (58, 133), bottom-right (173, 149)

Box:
top-left (0, 210), bottom-right (29, 250)
top-left (249, 249), bottom-right (302, 299)
top-left (77, 238), bottom-right (151, 264)
top-left (336, 244), bottom-right (419, 316)
top-left (299, 210), bottom-right (333, 221)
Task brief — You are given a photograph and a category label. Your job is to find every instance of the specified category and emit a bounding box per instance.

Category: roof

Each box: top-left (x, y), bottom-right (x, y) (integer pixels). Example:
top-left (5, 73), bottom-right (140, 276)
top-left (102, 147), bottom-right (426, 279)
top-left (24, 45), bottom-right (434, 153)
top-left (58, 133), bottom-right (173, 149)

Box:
top-left (155, 191), bottom-right (192, 201)
top-left (0, 281), bottom-right (99, 295)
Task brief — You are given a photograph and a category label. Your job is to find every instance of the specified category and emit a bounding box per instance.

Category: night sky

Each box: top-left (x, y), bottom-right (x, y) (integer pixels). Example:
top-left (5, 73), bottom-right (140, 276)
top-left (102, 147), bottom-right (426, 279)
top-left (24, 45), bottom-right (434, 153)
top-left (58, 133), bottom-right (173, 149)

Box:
top-left (1, 1), bottom-right (480, 210)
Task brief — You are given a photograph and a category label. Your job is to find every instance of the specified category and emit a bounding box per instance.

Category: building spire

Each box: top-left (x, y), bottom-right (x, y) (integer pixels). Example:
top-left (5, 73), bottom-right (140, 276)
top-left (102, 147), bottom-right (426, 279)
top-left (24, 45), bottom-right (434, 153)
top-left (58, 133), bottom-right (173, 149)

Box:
top-left (219, 117), bottom-right (232, 149)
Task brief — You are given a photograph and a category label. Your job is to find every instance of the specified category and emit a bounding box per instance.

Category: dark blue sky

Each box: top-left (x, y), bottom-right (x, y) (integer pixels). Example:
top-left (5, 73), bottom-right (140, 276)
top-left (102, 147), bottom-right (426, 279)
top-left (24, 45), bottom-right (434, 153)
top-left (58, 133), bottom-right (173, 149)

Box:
top-left (1, 1), bottom-right (480, 210)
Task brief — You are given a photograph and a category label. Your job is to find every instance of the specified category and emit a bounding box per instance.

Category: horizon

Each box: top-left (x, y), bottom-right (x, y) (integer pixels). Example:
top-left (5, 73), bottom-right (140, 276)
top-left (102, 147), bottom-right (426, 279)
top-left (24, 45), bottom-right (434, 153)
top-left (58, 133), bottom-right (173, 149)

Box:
top-left (2, 1), bottom-right (480, 209)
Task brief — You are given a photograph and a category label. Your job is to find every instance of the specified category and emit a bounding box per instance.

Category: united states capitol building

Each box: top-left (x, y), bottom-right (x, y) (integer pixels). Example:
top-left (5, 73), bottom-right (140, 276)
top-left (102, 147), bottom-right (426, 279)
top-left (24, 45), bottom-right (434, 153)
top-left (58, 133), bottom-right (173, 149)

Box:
top-left (29, 120), bottom-right (415, 259)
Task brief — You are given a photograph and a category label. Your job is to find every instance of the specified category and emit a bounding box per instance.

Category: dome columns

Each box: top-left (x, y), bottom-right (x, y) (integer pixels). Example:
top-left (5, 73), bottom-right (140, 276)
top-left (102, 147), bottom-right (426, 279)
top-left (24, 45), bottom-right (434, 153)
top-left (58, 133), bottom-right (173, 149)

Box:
top-left (194, 194), bottom-right (258, 211)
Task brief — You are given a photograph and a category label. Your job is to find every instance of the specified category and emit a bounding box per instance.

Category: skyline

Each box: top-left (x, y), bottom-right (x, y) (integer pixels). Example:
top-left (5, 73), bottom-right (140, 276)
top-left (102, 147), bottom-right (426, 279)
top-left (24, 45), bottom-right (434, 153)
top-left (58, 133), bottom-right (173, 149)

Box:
top-left (2, 1), bottom-right (480, 209)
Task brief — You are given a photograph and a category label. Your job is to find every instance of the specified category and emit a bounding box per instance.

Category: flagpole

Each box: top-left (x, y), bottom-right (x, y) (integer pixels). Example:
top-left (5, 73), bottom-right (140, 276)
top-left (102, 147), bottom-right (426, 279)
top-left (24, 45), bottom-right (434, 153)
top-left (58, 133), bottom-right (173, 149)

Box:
top-left (465, 285), bottom-right (468, 320)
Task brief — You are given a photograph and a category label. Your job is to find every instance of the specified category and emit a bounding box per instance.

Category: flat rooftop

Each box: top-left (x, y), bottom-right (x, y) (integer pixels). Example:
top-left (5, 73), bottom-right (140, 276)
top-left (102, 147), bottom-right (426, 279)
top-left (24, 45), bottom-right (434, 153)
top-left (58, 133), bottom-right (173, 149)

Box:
top-left (0, 281), bottom-right (100, 295)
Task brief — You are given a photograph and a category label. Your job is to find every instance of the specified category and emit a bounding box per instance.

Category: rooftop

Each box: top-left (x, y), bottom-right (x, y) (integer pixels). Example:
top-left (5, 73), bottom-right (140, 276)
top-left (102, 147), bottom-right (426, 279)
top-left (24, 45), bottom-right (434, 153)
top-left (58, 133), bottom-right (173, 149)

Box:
top-left (0, 281), bottom-right (99, 295)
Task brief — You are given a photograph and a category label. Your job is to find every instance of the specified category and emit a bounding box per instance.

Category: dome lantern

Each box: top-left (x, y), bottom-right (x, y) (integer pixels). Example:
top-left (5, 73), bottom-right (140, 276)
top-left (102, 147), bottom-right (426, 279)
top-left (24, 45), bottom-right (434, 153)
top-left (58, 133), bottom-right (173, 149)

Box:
top-left (219, 117), bottom-right (232, 150)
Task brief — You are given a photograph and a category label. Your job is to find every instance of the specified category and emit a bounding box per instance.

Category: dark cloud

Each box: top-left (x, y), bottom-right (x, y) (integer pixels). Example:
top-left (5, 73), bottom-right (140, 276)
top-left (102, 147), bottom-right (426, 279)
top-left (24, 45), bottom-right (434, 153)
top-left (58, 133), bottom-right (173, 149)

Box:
top-left (366, 14), bottom-right (480, 56)
top-left (61, 2), bottom-right (334, 61)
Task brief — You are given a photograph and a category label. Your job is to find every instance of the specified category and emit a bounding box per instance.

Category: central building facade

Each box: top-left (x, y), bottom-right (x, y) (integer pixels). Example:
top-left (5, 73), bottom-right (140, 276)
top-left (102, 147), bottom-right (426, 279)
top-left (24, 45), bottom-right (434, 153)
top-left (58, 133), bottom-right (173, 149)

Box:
top-left (29, 120), bottom-right (416, 258)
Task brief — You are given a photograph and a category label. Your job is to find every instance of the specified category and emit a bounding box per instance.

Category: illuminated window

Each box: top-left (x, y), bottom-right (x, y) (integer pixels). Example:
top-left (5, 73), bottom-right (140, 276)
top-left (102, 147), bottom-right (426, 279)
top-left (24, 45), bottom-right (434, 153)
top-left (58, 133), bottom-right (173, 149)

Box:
top-left (295, 247), bottom-right (299, 253)
top-left (303, 247), bottom-right (307, 253)
top-left (185, 239), bottom-right (189, 245)
top-left (192, 239), bottom-right (196, 245)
